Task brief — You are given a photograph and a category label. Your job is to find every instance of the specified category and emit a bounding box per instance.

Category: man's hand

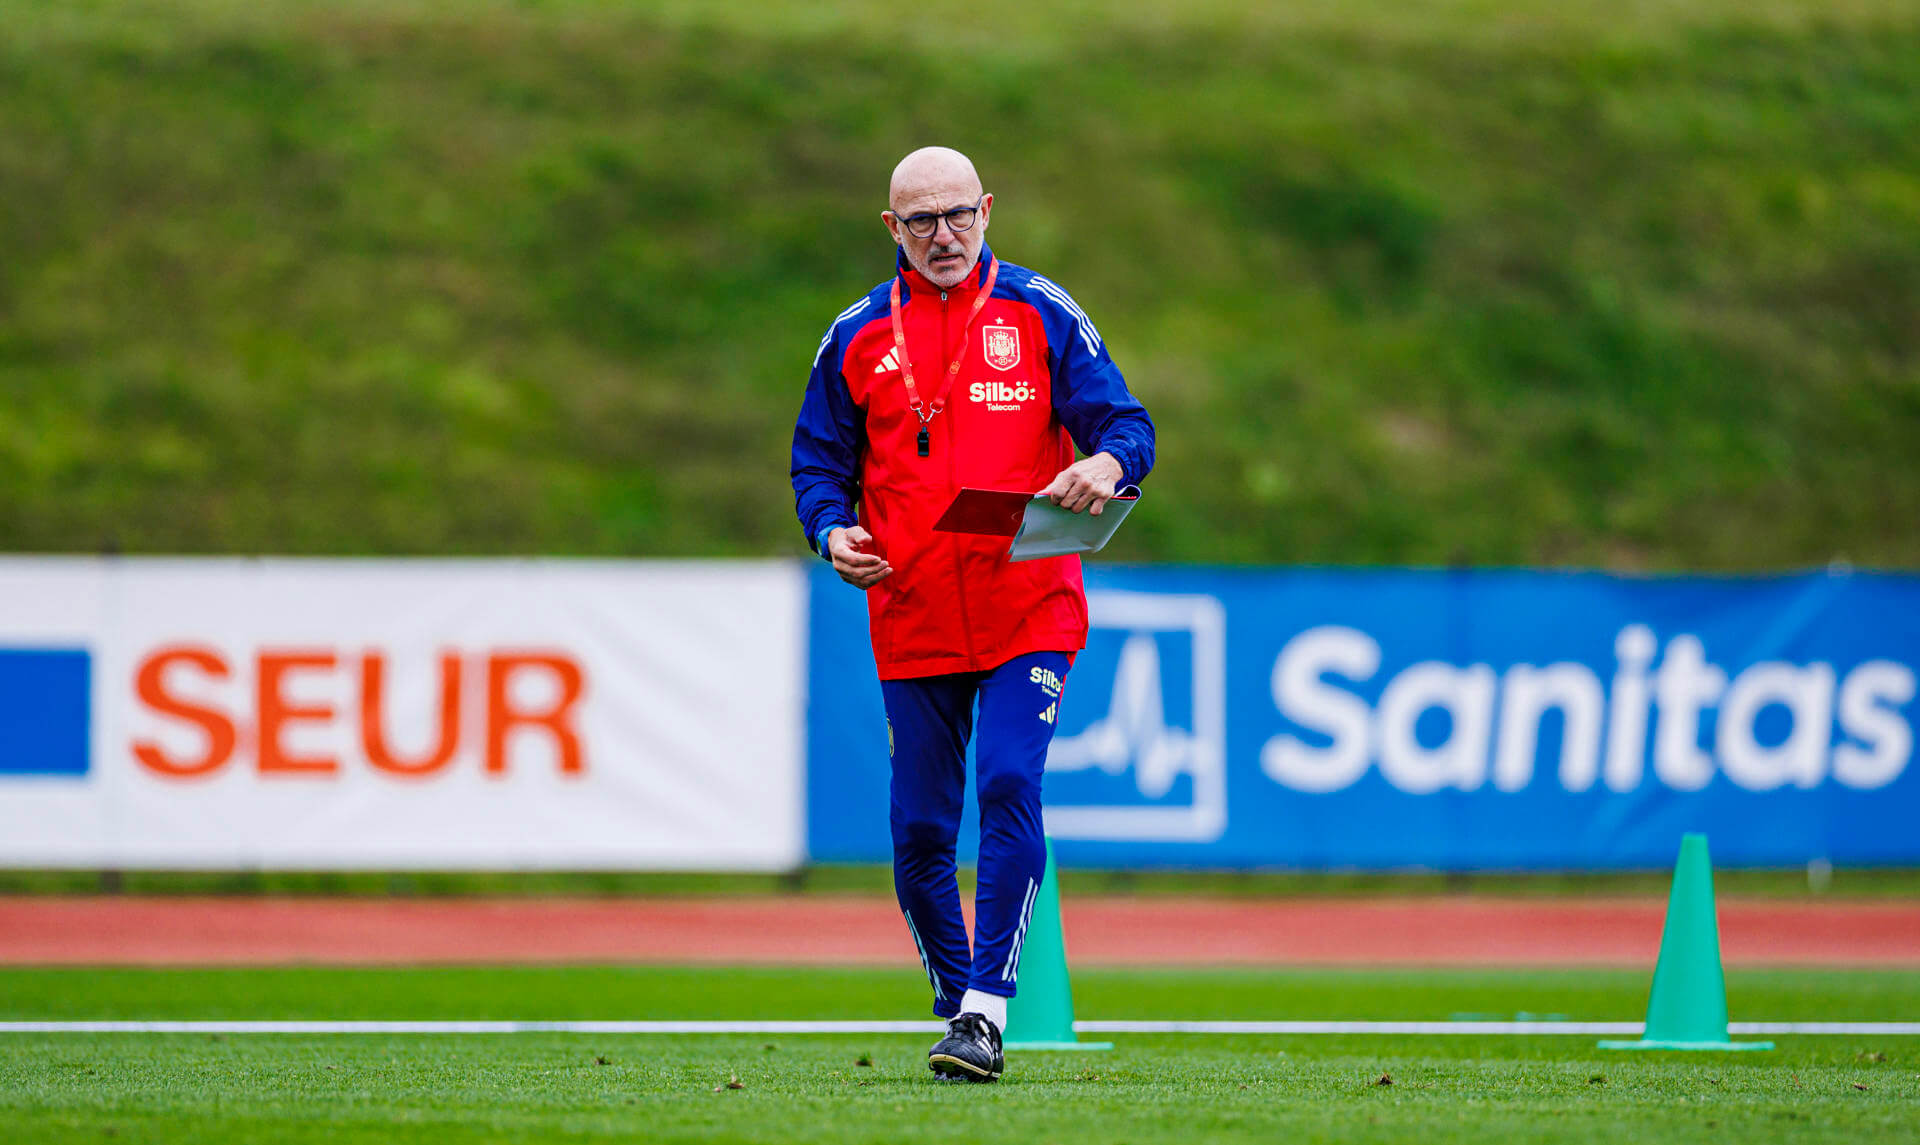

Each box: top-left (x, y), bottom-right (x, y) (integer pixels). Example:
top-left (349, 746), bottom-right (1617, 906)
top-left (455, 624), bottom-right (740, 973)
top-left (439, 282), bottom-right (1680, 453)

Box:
top-left (828, 525), bottom-right (892, 589)
top-left (1042, 452), bottom-right (1124, 516)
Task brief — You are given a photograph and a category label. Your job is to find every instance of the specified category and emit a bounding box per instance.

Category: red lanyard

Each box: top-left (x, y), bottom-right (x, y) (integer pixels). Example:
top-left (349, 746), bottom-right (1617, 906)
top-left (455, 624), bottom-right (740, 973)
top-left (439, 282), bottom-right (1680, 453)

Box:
top-left (888, 258), bottom-right (999, 457)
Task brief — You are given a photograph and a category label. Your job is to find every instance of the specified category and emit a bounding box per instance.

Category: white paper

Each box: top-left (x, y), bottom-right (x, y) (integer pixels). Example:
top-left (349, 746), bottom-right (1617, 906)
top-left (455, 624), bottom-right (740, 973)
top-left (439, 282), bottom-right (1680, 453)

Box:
top-left (1008, 488), bottom-right (1140, 561)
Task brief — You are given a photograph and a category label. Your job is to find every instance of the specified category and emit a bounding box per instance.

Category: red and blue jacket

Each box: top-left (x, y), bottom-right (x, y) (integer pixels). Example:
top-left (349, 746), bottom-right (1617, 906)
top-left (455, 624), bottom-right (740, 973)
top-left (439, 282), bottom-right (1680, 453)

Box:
top-left (791, 246), bottom-right (1155, 680)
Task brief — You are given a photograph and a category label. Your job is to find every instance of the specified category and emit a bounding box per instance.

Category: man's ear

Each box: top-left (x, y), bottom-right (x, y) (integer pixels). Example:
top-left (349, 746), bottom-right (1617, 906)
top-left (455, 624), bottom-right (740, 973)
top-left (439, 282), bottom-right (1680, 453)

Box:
top-left (880, 210), bottom-right (902, 244)
top-left (977, 193), bottom-right (993, 230)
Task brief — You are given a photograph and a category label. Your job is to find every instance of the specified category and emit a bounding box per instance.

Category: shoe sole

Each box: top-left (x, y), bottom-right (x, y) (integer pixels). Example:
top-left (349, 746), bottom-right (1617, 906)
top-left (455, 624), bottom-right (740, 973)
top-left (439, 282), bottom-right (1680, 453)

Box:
top-left (928, 1054), bottom-right (1001, 1082)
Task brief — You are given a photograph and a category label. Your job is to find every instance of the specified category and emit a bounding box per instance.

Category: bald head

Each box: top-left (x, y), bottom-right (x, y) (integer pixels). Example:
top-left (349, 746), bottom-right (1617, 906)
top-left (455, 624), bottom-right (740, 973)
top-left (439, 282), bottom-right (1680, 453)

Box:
top-left (883, 146), bottom-right (992, 290)
top-left (889, 147), bottom-right (981, 211)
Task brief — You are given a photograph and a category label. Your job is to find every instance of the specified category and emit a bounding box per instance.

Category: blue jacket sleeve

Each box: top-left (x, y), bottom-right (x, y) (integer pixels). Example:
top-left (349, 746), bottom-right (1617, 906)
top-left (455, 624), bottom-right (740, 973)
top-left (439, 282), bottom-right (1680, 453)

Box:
top-left (1033, 276), bottom-right (1156, 487)
top-left (791, 309), bottom-right (870, 557)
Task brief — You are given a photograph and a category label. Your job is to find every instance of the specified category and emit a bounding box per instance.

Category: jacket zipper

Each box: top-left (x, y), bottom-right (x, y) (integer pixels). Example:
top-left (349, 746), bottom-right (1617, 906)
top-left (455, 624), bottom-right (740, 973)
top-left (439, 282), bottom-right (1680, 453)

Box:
top-left (939, 287), bottom-right (978, 666)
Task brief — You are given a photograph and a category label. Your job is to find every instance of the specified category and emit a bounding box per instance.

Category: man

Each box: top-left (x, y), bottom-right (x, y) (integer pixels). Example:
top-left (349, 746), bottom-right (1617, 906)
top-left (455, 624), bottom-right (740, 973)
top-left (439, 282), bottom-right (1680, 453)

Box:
top-left (791, 147), bottom-right (1154, 1082)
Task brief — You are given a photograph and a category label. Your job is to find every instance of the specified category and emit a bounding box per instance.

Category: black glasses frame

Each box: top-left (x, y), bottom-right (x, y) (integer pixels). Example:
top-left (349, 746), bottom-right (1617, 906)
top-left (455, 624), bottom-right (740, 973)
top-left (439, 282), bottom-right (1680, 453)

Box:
top-left (895, 197), bottom-right (984, 240)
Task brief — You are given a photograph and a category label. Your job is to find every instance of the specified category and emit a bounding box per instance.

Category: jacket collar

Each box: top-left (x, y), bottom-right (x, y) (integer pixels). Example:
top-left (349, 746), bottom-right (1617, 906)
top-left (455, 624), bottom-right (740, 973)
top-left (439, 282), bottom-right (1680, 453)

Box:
top-left (895, 244), bottom-right (996, 300)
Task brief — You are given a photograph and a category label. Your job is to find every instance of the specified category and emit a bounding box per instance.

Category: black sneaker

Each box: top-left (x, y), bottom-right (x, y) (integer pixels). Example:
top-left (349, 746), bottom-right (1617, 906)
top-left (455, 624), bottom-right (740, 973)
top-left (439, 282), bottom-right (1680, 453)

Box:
top-left (928, 1012), bottom-right (1004, 1082)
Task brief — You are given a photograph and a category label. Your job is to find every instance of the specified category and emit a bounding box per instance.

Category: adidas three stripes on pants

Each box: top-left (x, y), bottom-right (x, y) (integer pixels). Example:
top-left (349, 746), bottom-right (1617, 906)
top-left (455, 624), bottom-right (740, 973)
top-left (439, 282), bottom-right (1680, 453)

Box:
top-left (880, 650), bottom-right (1070, 1017)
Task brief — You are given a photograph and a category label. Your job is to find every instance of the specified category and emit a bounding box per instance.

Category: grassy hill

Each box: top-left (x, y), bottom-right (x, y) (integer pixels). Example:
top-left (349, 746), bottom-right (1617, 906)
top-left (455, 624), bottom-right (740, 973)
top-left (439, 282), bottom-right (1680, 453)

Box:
top-left (2, 0), bottom-right (1916, 567)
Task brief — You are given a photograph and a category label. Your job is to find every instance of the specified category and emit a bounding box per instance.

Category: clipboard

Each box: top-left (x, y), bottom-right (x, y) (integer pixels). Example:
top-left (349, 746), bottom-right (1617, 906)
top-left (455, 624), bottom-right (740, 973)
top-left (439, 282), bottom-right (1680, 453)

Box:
top-left (930, 488), bottom-right (1033, 537)
top-left (933, 486), bottom-right (1141, 561)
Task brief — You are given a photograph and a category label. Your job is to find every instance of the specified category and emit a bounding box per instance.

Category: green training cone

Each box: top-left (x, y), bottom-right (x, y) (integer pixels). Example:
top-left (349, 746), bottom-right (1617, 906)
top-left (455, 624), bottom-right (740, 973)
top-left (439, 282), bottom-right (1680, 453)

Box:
top-left (1598, 833), bottom-right (1773, 1052)
top-left (1003, 837), bottom-right (1113, 1051)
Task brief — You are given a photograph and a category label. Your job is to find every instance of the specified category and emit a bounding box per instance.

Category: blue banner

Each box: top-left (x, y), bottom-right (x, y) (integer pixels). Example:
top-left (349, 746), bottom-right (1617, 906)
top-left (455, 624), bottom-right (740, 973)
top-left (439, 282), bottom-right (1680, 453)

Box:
top-left (807, 565), bottom-right (1920, 868)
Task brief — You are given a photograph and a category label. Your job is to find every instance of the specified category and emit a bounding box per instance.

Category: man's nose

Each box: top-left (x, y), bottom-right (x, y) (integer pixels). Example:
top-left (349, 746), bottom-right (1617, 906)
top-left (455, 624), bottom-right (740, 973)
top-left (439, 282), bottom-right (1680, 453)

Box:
top-left (930, 216), bottom-right (959, 244)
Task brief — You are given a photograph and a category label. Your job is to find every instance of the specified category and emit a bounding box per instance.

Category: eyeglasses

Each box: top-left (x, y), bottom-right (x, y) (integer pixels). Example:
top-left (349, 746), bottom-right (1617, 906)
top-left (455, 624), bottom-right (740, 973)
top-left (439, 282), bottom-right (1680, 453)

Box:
top-left (894, 198), bottom-right (983, 239)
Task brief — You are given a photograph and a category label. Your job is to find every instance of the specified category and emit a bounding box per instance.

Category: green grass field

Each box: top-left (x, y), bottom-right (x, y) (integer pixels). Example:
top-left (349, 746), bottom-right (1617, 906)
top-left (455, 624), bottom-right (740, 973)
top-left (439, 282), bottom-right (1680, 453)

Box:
top-left (3, 966), bottom-right (1916, 1143)
top-left (2, 0), bottom-right (1917, 567)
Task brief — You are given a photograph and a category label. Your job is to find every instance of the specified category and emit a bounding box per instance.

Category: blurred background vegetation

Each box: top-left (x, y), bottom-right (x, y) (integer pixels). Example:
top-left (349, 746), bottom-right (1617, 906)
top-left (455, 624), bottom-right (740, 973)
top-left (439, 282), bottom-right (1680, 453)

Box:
top-left (1, 0), bottom-right (1916, 568)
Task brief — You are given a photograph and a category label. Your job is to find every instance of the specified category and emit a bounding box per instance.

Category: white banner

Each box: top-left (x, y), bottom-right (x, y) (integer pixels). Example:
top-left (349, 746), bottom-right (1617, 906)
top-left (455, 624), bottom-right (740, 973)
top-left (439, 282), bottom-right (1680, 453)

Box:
top-left (0, 558), bottom-right (806, 870)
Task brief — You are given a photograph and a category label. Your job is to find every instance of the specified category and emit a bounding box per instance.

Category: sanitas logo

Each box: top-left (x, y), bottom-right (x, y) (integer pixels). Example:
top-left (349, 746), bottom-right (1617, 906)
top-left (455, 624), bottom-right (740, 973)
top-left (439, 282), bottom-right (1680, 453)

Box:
top-left (969, 381), bottom-right (1035, 408)
top-left (1261, 624), bottom-right (1916, 795)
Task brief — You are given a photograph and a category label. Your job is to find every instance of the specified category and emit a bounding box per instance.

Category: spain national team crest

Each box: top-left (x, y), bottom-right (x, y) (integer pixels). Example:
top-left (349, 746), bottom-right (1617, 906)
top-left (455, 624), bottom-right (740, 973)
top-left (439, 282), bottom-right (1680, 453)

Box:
top-left (982, 323), bottom-right (1020, 371)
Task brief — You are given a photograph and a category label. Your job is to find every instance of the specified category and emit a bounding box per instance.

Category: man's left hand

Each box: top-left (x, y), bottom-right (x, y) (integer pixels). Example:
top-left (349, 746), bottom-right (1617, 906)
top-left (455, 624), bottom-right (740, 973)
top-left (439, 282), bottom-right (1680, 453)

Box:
top-left (1042, 452), bottom-right (1124, 516)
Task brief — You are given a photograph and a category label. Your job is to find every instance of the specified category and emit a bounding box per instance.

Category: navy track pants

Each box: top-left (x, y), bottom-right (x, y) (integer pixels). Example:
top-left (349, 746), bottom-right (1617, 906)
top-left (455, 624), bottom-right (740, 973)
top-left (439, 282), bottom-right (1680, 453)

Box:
top-left (882, 650), bottom-right (1070, 1017)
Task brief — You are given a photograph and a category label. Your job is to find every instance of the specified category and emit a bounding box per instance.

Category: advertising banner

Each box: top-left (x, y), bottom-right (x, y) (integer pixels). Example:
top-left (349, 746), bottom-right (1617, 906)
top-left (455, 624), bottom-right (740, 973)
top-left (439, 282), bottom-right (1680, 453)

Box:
top-left (0, 558), bottom-right (805, 870)
top-left (807, 564), bottom-right (1920, 868)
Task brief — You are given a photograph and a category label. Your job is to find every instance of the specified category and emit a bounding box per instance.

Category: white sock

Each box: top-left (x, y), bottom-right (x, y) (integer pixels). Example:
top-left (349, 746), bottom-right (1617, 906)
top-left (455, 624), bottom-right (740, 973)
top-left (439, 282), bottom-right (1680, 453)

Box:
top-left (959, 989), bottom-right (1007, 1031)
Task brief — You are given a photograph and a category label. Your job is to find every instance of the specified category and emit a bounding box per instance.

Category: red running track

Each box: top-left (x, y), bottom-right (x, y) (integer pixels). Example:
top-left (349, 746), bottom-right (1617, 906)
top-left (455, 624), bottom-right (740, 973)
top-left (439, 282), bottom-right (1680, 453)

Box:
top-left (1, 897), bottom-right (1915, 967)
